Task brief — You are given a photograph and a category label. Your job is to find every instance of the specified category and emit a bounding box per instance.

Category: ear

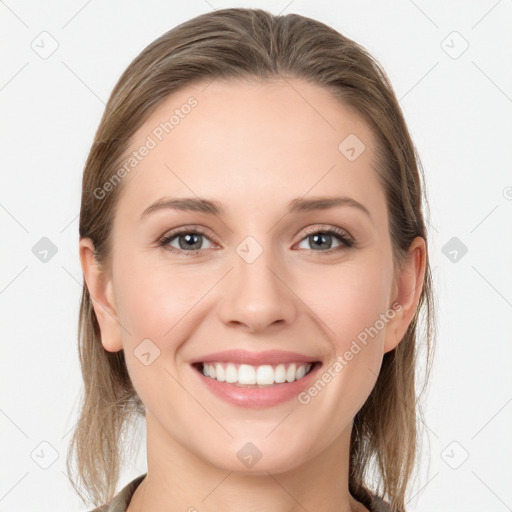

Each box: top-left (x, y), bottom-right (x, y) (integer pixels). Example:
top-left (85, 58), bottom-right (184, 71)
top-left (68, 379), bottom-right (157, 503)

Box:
top-left (383, 236), bottom-right (427, 353)
top-left (79, 237), bottom-right (123, 352)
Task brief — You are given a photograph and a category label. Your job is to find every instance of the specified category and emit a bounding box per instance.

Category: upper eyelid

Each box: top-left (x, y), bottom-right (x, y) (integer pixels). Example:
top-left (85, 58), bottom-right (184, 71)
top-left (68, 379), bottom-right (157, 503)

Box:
top-left (300, 224), bottom-right (352, 239)
top-left (161, 225), bottom-right (214, 238)
top-left (161, 225), bottom-right (349, 238)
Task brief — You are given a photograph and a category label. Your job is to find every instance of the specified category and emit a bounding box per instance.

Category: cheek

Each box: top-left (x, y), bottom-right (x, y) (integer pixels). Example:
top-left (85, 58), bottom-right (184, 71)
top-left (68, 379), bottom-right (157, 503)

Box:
top-left (112, 250), bottom-right (211, 341)
top-left (293, 251), bottom-right (394, 413)
top-left (111, 253), bottom-right (206, 416)
top-left (297, 257), bottom-right (393, 347)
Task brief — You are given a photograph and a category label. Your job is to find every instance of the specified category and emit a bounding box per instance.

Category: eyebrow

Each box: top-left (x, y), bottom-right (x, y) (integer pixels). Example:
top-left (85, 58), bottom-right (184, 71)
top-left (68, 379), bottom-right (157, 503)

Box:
top-left (139, 196), bottom-right (371, 220)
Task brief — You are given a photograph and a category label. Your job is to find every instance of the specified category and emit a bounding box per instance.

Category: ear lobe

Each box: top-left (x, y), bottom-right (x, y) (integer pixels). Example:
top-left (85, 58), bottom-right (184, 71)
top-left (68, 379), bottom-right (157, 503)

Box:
top-left (383, 236), bottom-right (427, 353)
top-left (79, 237), bottom-right (123, 352)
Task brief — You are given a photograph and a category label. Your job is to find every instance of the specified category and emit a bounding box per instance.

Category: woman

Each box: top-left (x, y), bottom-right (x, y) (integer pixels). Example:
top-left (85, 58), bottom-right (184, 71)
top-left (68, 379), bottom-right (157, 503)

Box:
top-left (68, 8), bottom-right (435, 512)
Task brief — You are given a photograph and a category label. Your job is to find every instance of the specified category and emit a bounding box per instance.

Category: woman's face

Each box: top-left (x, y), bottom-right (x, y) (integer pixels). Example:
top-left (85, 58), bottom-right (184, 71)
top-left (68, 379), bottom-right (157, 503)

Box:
top-left (83, 78), bottom-right (423, 475)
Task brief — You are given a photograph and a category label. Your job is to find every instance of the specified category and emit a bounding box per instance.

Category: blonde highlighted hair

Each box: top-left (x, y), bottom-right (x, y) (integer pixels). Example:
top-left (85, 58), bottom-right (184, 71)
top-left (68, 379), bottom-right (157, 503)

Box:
top-left (67, 8), bottom-right (435, 511)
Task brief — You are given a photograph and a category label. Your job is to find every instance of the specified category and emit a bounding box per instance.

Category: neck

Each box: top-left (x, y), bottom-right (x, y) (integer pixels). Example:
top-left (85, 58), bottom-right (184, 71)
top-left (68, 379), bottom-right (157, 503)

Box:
top-left (127, 412), bottom-right (367, 512)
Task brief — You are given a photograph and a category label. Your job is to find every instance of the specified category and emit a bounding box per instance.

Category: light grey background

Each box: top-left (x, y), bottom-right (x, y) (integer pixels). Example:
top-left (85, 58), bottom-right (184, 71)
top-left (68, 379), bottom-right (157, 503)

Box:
top-left (1, 1), bottom-right (511, 511)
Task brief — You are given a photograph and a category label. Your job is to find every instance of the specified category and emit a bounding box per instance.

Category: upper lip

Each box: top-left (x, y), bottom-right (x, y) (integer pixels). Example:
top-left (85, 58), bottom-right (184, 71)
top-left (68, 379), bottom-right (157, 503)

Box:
top-left (190, 349), bottom-right (320, 366)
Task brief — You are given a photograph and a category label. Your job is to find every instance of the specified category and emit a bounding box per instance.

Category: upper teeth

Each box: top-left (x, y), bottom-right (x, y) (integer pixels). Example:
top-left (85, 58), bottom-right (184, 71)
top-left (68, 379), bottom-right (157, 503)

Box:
top-left (202, 362), bottom-right (312, 386)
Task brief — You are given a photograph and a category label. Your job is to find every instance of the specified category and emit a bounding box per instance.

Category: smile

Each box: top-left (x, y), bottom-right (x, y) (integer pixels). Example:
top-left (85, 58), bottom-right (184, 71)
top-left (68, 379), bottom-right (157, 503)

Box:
top-left (199, 362), bottom-right (314, 387)
top-left (190, 349), bottom-right (322, 408)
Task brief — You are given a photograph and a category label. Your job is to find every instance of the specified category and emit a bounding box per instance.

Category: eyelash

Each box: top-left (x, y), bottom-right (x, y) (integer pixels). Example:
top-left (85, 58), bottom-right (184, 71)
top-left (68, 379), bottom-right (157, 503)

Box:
top-left (158, 225), bottom-right (355, 256)
top-left (300, 226), bottom-right (355, 252)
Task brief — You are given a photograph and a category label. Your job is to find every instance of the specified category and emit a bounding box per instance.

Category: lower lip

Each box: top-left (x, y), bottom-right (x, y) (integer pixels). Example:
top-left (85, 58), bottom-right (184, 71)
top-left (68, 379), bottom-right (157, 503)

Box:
top-left (192, 364), bottom-right (321, 408)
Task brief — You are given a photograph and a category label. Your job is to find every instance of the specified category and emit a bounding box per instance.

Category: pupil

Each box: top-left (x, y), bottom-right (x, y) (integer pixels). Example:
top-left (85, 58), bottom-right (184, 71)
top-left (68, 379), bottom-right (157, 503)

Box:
top-left (311, 233), bottom-right (331, 250)
top-left (180, 233), bottom-right (201, 250)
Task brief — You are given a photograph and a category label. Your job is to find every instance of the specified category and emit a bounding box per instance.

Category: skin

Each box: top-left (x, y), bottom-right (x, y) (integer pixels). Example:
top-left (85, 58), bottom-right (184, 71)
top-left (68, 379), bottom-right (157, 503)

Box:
top-left (80, 77), bottom-right (426, 512)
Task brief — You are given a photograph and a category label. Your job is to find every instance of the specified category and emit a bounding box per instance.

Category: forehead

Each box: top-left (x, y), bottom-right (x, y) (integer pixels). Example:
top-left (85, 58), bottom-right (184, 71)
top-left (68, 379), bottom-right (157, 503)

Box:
top-left (115, 77), bottom-right (385, 219)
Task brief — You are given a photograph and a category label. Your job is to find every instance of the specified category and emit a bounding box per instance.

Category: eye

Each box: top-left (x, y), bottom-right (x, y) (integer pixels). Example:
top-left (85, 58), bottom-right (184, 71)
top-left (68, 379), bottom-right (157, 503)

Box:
top-left (296, 226), bottom-right (354, 252)
top-left (159, 228), bottom-right (216, 254)
top-left (158, 225), bottom-right (354, 255)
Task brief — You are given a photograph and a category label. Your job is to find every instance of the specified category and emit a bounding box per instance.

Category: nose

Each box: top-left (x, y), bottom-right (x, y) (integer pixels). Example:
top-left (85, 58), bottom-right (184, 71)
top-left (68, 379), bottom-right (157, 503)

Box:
top-left (217, 244), bottom-right (298, 334)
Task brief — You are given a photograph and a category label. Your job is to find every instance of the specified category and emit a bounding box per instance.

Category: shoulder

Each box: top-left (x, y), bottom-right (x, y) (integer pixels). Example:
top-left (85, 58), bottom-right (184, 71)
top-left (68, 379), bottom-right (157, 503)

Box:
top-left (87, 474), bottom-right (146, 512)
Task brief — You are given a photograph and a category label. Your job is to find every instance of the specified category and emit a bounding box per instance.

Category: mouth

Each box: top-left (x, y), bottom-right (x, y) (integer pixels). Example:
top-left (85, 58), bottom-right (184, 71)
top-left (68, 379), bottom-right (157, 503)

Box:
top-left (189, 350), bottom-right (322, 408)
top-left (192, 361), bottom-right (319, 388)
top-left (189, 349), bottom-right (322, 409)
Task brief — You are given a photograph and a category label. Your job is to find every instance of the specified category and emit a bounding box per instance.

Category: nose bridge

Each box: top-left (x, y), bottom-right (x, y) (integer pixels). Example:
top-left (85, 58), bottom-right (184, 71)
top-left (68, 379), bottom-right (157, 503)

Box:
top-left (217, 235), bottom-right (297, 332)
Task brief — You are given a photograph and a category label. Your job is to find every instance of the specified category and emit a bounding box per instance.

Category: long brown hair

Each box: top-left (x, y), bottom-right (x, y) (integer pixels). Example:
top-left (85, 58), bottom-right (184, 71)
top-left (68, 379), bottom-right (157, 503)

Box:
top-left (67, 8), bottom-right (435, 511)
